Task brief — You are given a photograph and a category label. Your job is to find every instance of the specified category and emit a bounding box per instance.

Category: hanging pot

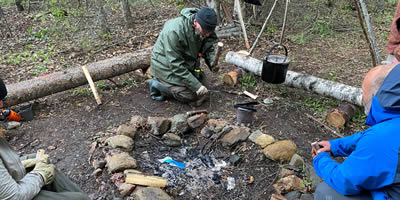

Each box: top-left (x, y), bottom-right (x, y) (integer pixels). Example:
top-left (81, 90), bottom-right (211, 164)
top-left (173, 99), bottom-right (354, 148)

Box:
top-left (261, 44), bottom-right (290, 84)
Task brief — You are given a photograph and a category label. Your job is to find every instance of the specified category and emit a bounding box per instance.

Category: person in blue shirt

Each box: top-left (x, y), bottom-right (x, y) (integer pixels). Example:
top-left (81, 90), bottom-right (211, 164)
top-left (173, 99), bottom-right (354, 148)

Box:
top-left (313, 63), bottom-right (400, 200)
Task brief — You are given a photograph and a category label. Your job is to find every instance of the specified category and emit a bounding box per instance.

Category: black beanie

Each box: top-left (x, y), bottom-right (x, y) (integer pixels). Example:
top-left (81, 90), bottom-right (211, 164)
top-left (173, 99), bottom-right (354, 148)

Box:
top-left (0, 79), bottom-right (7, 100)
top-left (195, 8), bottom-right (217, 32)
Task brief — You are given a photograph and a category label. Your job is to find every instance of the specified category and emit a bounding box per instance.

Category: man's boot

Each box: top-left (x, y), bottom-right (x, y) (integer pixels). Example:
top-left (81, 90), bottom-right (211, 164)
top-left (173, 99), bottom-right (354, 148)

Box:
top-left (146, 79), bottom-right (172, 101)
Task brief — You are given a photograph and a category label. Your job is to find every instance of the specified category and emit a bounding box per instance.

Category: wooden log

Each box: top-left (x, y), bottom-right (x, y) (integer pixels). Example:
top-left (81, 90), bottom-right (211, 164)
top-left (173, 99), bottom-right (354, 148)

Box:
top-left (125, 173), bottom-right (167, 188)
top-left (210, 42), bottom-right (224, 68)
top-left (223, 68), bottom-right (245, 86)
top-left (225, 51), bottom-right (363, 106)
top-left (4, 47), bottom-right (152, 107)
top-left (216, 32), bottom-right (242, 38)
top-left (326, 103), bottom-right (356, 128)
top-left (82, 65), bottom-right (102, 105)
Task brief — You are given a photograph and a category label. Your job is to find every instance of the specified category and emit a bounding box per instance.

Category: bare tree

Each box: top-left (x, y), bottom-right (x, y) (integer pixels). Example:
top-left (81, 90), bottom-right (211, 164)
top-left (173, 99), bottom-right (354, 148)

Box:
top-left (95, 0), bottom-right (110, 35)
top-left (15, 0), bottom-right (24, 11)
top-left (121, 0), bottom-right (135, 30)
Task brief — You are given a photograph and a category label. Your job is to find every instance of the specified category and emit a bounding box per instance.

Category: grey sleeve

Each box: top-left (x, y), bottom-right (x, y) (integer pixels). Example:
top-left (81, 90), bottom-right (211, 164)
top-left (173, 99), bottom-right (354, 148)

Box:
top-left (0, 158), bottom-right (44, 200)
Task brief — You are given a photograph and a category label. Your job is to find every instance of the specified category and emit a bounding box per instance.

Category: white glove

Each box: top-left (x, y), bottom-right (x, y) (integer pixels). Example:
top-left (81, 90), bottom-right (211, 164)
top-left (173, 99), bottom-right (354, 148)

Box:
top-left (196, 85), bottom-right (208, 96)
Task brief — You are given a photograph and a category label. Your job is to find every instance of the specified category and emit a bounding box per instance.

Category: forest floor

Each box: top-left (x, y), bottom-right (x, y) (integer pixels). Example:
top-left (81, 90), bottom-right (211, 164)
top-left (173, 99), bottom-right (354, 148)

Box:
top-left (0, 1), bottom-right (396, 199)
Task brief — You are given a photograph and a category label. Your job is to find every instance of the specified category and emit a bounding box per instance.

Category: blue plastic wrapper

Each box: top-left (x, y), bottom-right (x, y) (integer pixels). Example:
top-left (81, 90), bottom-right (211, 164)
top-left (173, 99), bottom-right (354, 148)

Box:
top-left (158, 156), bottom-right (186, 169)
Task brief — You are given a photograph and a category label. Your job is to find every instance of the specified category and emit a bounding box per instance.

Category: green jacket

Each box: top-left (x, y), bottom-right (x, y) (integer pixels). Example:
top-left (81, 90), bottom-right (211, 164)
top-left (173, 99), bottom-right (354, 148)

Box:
top-left (150, 8), bottom-right (217, 92)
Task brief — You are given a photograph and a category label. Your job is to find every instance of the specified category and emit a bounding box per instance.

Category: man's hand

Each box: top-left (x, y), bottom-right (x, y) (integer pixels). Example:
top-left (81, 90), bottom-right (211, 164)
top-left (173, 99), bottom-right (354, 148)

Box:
top-left (196, 85), bottom-right (208, 96)
top-left (312, 141), bottom-right (330, 159)
top-left (32, 161), bottom-right (55, 185)
top-left (21, 154), bottom-right (49, 168)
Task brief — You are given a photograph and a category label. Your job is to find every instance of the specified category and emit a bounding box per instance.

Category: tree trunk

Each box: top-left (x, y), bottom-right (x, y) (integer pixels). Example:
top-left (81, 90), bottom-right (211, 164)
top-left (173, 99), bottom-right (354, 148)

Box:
top-left (15, 0), bottom-right (24, 11)
top-left (121, 0), bottom-right (135, 30)
top-left (3, 47), bottom-right (152, 107)
top-left (223, 68), bottom-right (245, 86)
top-left (96, 0), bottom-right (110, 35)
top-left (220, 0), bottom-right (233, 24)
top-left (326, 103), bottom-right (356, 128)
top-left (225, 51), bottom-right (363, 106)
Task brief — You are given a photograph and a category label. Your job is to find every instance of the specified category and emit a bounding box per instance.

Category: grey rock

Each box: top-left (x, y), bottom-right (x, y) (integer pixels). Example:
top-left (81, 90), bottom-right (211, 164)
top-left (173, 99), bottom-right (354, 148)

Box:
top-left (304, 163), bottom-right (323, 192)
top-left (162, 133), bottom-right (181, 147)
top-left (248, 130), bottom-right (263, 142)
top-left (106, 152), bottom-right (137, 173)
top-left (170, 114), bottom-right (189, 134)
top-left (200, 126), bottom-right (213, 138)
top-left (105, 135), bottom-right (134, 151)
top-left (134, 187), bottom-right (172, 200)
top-left (187, 114), bottom-right (206, 129)
top-left (273, 175), bottom-right (304, 194)
top-left (93, 159), bottom-right (106, 169)
top-left (284, 191), bottom-right (301, 200)
top-left (210, 125), bottom-right (233, 140)
top-left (229, 154), bottom-right (241, 165)
top-left (147, 117), bottom-right (171, 136)
top-left (6, 121), bottom-right (21, 130)
top-left (130, 115), bottom-right (147, 127)
top-left (263, 140), bottom-right (296, 163)
top-left (116, 124), bottom-right (137, 138)
top-left (118, 183), bottom-right (135, 197)
top-left (289, 154), bottom-right (305, 169)
top-left (300, 193), bottom-right (314, 200)
top-left (220, 126), bottom-right (250, 147)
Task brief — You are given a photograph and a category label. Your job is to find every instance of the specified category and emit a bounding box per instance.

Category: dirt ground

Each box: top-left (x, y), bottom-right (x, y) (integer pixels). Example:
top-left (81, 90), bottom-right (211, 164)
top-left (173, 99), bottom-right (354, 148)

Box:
top-left (0, 1), bottom-right (395, 199)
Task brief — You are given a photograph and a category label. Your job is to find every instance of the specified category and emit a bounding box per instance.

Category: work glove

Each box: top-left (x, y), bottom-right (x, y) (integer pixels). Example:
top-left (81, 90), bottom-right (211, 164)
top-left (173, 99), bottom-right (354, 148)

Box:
top-left (32, 161), bottom-right (55, 185)
top-left (21, 154), bottom-right (49, 168)
top-left (196, 85), bottom-right (208, 96)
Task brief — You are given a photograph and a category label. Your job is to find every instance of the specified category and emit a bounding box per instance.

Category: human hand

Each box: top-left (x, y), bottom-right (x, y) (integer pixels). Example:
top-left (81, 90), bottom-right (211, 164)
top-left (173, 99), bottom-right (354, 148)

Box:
top-left (196, 85), bottom-right (208, 96)
top-left (21, 154), bottom-right (49, 168)
top-left (32, 162), bottom-right (55, 185)
top-left (316, 141), bottom-right (331, 153)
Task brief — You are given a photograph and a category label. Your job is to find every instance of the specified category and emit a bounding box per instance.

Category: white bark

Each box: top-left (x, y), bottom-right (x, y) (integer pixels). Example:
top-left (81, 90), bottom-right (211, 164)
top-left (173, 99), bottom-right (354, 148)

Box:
top-left (225, 51), bottom-right (363, 106)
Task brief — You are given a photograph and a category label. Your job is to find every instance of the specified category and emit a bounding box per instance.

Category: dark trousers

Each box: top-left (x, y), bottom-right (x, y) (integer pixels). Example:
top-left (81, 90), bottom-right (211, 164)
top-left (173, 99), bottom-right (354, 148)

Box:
top-left (314, 182), bottom-right (372, 200)
top-left (33, 169), bottom-right (88, 200)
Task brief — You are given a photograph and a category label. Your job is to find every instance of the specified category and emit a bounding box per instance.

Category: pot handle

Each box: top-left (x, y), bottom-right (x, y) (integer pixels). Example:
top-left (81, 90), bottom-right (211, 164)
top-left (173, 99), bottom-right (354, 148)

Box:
top-left (265, 44), bottom-right (288, 61)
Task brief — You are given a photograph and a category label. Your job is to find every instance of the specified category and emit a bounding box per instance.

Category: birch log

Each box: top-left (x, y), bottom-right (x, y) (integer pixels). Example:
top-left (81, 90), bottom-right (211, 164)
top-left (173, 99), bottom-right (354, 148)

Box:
top-left (225, 51), bottom-right (363, 106)
top-left (4, 47), bottom-right (152, 107)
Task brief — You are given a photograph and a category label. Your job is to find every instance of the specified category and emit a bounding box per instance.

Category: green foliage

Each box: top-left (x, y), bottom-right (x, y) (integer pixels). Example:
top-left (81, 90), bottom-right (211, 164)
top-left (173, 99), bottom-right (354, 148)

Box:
top-left (311, 19), bottom-right (332, 36)
top-left (102, 34), bottom-right (113, 40)
top-left (298, 97), bottom-right (338, 115)
top-left (0, 0), bottom-right (14, 6)
top-left (30, 64), bottom-right (49, 75)
top-left (72, 87), bottom-right (90, 96)
top-left (352, 108), bottom-right (367, 130)
top-left (121, 77), bottom-right (138, 87)
top-left (265, 24), bottom-right (276, 34)
top-left (165, 0), bottom-right (184, 9)
top-left (288, 33), bottom-right (311, 45)
top-left (327, 71), bottom-right (337, 82)
top-left (239, 74), bottom-right (257, 89)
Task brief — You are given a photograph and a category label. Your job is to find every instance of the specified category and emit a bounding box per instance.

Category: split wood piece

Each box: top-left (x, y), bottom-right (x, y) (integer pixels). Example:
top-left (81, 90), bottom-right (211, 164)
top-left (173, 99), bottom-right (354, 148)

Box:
top-left (125, 173), bottom-right (167, 188)
top-left (216, 32), bottom-right (242, 39)
top-left (4, 47), bottom-right (152, 107)
top-left (36, 149), bottom-right (45, 159)
top-left (210, 42), bottom-right (224, 68)
top-left (225, 51), bottom-right (363, 106)
top-left (82, 65), bottom-right (102, 105)
top-left (223, 68), bottom-right (245, 86)
top-left (186, 109), bottom-right (208, 116)
top-left (326, 103), bottom-right (356, 128)
top-left (220, 0), bottom-right (233, 24)
top-left (234, 0), bottom-right (250, 49)
top-left (243, 90), bottom-right (258, 100)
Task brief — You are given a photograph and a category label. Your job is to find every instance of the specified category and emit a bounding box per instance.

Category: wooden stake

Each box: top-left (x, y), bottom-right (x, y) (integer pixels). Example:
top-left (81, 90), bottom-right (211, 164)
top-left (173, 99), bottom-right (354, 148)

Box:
top-left (82, 65), bottom-right (102, 105)
top-left (235, 0), bottom-right (250, 49)
top-left (305, 113), bottom-right (344, 138)
top-left (221, 0), bottom-right (233, 24)
top-left (125, 173), bottom-right (167, 188)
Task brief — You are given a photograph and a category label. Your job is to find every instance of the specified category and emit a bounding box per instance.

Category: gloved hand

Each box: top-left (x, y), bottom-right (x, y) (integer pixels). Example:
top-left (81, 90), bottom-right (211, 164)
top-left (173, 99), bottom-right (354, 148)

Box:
top-left (21, 154), bottom-right (49, 168)
top-left (196, 85), bottom-right (208, 96)
top-left (32, 162), bottom-right (55, 185)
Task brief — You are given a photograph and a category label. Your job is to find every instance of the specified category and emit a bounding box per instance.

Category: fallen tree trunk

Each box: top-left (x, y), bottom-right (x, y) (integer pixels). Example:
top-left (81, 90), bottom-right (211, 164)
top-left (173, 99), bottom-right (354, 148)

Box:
top-left (326, 103), bottom-right (356, 128)
top-left (225, 51), bottom-right (363, 106)
top-left (4, 47), bottom-right (152, 107)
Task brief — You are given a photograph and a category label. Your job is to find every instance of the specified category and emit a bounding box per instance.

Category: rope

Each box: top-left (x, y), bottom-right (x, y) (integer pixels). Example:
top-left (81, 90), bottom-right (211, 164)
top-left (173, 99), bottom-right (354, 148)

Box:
top-left (279, 0), bottom-right (290, 44)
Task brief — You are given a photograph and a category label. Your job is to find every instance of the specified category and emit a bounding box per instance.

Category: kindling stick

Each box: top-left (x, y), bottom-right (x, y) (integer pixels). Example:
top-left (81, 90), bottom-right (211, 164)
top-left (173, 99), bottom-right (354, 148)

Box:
top-left (82, 65), bottom-right (102, 105)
